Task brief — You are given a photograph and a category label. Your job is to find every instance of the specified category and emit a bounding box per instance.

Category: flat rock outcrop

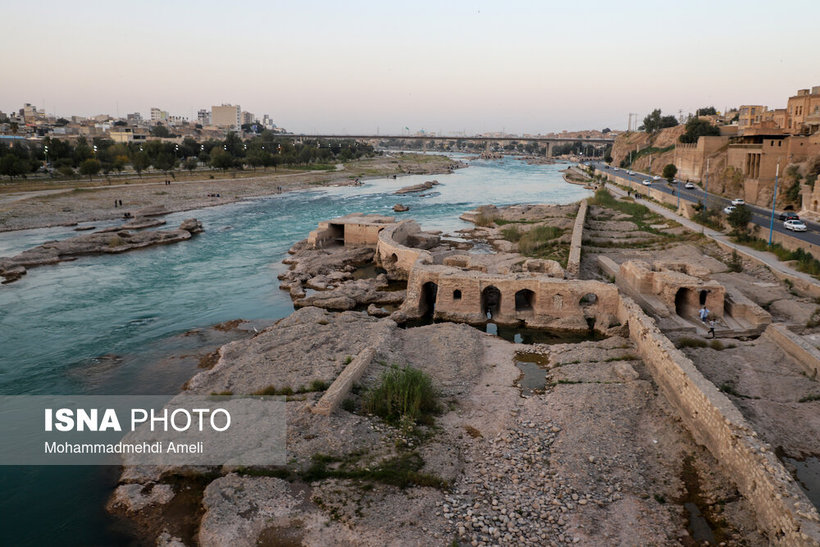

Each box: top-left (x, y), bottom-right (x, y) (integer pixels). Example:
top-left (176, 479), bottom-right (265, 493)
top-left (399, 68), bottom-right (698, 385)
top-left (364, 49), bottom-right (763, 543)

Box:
top-left (395, 180), bottom-right (439, 194)
top-left (0, 219), bottom-right (204, 283)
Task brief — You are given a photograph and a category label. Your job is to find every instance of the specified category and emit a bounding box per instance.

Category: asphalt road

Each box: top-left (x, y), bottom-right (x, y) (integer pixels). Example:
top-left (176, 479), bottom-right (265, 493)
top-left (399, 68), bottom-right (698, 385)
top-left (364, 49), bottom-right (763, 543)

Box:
top-left (590, 162), bottom-right (820, 247)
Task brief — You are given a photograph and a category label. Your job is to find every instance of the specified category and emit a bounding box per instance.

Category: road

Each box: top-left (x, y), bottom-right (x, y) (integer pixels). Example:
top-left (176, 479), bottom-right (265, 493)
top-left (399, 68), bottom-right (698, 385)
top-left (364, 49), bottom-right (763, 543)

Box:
top-left (590, 161), bottom-right (820, 248)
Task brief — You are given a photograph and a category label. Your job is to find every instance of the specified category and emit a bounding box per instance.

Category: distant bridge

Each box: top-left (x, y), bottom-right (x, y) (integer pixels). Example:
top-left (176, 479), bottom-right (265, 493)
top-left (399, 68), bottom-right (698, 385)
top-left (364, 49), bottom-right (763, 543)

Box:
top-left (285, 134), bottom-right (615, 157)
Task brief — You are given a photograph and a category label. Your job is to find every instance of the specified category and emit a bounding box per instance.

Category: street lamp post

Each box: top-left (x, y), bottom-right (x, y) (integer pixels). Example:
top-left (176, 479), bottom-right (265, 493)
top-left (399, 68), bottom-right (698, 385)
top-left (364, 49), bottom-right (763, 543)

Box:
top-left (769, 162), bottom-right (780, 246)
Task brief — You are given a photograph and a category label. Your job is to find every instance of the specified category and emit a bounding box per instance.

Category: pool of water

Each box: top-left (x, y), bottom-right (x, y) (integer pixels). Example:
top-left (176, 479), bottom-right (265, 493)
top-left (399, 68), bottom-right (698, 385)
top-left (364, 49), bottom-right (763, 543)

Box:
top-left (513, 351), bottom-right (551, 395)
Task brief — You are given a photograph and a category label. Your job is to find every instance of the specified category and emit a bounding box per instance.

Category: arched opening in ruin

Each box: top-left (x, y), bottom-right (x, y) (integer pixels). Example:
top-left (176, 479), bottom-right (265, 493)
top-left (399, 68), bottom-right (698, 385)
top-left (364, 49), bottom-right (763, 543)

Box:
top-left (420, 282), bottom-right (438, 319)
top-left (481, 286), bottom-right (502, 319)
top-left (784, 204), bottom-right (794, 211)
top-left (579, 293), bottom-right (598, 306)
top-left (453, 289), bottom-right (462, 301)
top-left (699, 289), bottom-right (708, 306)
top-left (515, 289), bottom-right (535, 311)
top-left (675, 288), bottom-right (694, 318)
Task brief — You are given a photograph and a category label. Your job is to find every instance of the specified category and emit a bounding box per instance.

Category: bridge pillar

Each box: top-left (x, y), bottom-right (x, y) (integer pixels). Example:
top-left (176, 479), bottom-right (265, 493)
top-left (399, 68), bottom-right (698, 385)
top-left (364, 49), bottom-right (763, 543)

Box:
top-left (485, 141), bottom-right (491, 153)
top-left (545, 142), bottom-right (552, 157)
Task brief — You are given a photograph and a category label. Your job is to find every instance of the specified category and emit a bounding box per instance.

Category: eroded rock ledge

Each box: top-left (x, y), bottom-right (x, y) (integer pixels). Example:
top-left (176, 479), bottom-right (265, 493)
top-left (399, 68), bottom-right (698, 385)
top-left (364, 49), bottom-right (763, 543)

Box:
top-left (0, 218), bottom-right (203, 283)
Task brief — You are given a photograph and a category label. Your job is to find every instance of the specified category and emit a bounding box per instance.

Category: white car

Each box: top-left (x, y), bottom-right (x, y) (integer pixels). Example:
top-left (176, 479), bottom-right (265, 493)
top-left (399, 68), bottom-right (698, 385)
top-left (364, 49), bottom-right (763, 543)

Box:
top-left (652, 175), bottom-right (661, 181)
top-left (642, 179), bottom-right (652, 186)
top-left (684, 182), bottom-right (695, 190)
top-left (627, 170), bottom-right (635, 175)
top-left (723, 205), bottom-right (736, 214)
top-left (784, 219), bottom-right (808, 232)
top-left (731, 198), bottom-right (745, 206)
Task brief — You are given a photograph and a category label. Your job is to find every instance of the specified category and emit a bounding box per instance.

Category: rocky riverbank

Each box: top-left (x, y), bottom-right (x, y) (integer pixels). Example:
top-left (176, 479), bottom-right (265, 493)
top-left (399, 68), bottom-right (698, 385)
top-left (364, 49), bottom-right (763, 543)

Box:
top-left (0, 154), bottom-right (459, 232)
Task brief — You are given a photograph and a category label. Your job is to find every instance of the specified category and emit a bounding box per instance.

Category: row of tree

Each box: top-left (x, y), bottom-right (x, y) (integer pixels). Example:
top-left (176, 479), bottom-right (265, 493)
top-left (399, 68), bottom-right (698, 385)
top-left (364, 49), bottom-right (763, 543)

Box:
top-left (0, 131), bottom-right (377, 180)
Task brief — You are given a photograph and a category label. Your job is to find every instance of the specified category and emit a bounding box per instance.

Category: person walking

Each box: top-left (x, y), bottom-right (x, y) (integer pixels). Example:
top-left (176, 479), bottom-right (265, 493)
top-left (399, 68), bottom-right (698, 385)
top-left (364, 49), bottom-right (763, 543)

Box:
top-left (707, 319), bottom-right (716, 339)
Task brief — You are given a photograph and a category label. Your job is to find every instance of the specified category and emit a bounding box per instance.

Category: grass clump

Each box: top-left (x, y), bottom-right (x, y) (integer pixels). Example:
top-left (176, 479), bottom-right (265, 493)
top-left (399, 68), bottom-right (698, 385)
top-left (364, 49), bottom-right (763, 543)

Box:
top-left (676, 337), bottom-right (708, 349)
top-left (500, 225), bottom-right (522, 242)
top-left (709, 340), bottom-right (725, 350)
top-left (474, 214), bottom-right (495, 227)
top-left (363, 365), bottom-right (439, 426)
top-left (517, 225), bottom-right (567, 264)
top-left (799, 393), bottom-right (820, 403)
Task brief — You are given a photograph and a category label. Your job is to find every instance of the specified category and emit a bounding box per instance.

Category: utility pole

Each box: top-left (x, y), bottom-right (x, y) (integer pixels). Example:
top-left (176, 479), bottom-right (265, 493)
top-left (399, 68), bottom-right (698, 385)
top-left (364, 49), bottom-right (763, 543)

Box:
top-left (769, 162), bottom-right (780, 245)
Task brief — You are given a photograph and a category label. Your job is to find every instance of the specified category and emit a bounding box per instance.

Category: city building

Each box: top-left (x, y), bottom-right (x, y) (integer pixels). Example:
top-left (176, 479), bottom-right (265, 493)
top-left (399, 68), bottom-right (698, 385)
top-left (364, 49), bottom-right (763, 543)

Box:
top-left (211, 104), bottom-right (241, 130)
top-left (262, 114), bottom-right (276, 130)
top-left (150, 107), bottom-right (168, 123)
top-left (738, 105), bottom-right (767, 131)
top-left (786, 87), bottom-right (820, 135)
top-left (241, 111), bottom-right (255, 126)
top-left (127, 112), bottom-right (142, 124)
top-left (197, 109), bottom-right (211, 126)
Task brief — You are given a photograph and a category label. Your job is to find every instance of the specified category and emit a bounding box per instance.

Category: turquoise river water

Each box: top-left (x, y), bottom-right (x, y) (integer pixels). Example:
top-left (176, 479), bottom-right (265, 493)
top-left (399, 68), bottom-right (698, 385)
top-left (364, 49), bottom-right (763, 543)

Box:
top-left (0, 157), bottom-right (592, 545)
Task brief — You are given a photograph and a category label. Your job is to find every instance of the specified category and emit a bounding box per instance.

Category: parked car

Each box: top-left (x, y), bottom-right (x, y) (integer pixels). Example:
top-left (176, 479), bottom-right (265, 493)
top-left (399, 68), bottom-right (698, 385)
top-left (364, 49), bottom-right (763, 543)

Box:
top-left (784, 219), bottom-right (808, 232)
top-left (627, 170), bottom-right (635, 175)
top-left (731, 198), bottom-right (745, 206)
top-left (779, 212), bottom-right (800, 221)
top-left (723, 205), bottom-right (736, 214)
top-left (642, 179), bottom-right (652, 186)
top-left (684, 182), bottom-right (695, 190)
top-left (652, 175), bottom-right (661, 181)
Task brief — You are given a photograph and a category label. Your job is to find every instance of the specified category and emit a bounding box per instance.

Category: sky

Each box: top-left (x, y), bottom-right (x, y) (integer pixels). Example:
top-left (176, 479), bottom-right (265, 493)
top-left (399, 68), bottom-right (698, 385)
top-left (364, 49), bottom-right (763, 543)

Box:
top-left (3, 0), bottom-right (819, 135)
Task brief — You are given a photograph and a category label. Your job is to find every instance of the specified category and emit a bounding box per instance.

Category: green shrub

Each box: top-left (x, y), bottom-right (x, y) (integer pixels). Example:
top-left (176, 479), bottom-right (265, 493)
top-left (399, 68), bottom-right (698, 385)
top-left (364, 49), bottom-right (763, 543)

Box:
top-left (500, 225), bottom-right (522, 242)
top-left (363, 365), bottom-right (439, 425)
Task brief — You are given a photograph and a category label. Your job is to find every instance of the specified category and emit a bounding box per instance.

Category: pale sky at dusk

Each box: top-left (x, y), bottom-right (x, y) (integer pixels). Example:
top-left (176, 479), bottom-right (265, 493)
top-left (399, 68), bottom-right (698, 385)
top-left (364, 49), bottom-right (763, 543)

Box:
top-left (4, 0), bottom-right (819, 134)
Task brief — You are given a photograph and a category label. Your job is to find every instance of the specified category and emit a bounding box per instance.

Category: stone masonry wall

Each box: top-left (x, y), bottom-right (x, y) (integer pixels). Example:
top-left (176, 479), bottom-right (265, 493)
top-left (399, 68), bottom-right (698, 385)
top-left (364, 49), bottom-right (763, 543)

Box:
top-left (566, 199), bottom-right (587, 278)
top-left (617, 295), bottom-right (820, 545)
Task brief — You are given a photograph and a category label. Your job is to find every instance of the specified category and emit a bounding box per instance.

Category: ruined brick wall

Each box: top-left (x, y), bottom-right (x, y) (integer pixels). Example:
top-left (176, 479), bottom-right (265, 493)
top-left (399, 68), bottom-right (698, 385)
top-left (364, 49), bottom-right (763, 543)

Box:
top-left (566, 200), bottom-right (587, 278)
top-left (618, 295), bottom-right (820, 545)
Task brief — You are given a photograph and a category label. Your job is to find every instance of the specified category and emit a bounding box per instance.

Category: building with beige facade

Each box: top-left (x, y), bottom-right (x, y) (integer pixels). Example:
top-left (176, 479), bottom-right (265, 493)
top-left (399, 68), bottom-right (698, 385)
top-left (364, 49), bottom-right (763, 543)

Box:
top-left (786, 86), bottom-right (820, 135)
top-left (211, 104), bottom-right (241, 130)
top-left (738, 105), bottom-right (767, 131)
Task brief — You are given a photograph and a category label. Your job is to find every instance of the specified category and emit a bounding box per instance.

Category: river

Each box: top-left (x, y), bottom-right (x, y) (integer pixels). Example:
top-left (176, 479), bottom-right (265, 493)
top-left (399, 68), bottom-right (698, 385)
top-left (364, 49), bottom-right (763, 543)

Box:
top-left (0, 156), bottom-right (591, 545)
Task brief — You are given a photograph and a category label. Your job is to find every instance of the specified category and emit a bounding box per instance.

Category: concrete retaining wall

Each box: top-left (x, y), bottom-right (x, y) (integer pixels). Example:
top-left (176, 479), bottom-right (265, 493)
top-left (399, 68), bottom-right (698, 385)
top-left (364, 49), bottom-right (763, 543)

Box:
top-left (764, 323), bottom-right (820, 379)
top-left (617, 295), bottom-right (820, 545)
top-left (566, 200), bottom-right (587, 278)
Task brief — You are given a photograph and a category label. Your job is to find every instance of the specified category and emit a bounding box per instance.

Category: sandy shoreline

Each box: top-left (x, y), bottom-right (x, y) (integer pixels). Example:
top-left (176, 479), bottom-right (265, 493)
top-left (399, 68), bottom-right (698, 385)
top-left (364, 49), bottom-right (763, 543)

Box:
top-left (0, 154), bottom-right (458, 233)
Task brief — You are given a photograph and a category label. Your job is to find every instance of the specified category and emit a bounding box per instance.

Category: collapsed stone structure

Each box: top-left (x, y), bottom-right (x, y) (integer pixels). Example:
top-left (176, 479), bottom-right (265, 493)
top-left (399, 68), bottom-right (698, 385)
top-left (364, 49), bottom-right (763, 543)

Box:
top-left (599, 256), bottom-right (771, 337)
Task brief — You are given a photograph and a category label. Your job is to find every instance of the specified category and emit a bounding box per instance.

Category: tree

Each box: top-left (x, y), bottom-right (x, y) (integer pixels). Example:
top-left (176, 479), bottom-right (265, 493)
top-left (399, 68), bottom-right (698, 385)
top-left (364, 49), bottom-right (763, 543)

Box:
top-left (152, 153), bottom-right (176, 174)
top-left (679, 117), bottom-right (721, 143)
top-left (184, 158), bottom-right (198, 172)
top-left (0, 154), bottom-right (29, 180)
top-left (113, 155), bottom-right (129, 173)
top-left (601, 127), bottom-right (611, 134)
top-left (79, 158), bottom-right (101, 181)
top-left (150, 124), bottom-right (170, 138)
top-left (727, 205), bottom-right (752, 235)
top-left (696, 106), bottom-right (717, 116)
top-left (58, 165), bottom-right (75, 178)
top-left (642, 109), bottom-right (678, 133)
top-left (210, 149), bottom-right (234, 170)
top-left (662, 163), bottom-right (678, 182)
top-left (132, 152), bottom-right (150, 176)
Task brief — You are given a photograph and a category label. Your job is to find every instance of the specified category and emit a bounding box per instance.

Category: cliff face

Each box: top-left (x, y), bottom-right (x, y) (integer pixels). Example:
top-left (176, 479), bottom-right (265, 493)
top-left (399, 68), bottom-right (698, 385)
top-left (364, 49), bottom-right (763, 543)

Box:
top-left (611, 126), bottom-right (686, 176)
